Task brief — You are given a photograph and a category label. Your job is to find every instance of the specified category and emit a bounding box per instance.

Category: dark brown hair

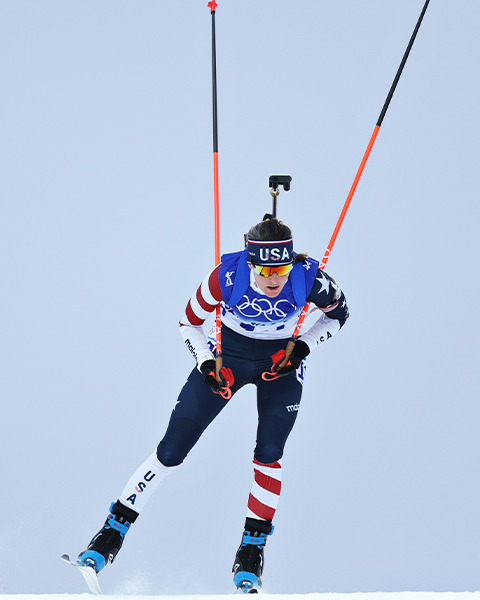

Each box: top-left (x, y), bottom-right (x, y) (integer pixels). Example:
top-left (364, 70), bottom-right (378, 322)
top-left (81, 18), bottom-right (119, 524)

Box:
top-left (246, 218), bottom-right (308, 263)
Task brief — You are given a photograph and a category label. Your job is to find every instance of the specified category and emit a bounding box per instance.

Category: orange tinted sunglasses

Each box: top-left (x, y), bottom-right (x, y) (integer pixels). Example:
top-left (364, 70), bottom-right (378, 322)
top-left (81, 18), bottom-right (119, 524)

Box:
top-left (252, 263), bottom-right (294, 278)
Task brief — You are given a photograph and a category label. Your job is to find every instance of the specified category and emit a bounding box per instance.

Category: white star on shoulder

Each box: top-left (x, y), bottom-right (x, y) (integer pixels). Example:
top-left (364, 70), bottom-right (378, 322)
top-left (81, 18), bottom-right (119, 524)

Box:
top-left (316, 273), bottom-right (330, 295)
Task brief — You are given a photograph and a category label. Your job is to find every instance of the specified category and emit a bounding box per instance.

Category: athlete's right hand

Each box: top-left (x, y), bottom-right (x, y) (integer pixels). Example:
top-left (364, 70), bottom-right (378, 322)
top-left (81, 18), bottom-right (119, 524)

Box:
top-left (200, 359), bottom-right (234, 394)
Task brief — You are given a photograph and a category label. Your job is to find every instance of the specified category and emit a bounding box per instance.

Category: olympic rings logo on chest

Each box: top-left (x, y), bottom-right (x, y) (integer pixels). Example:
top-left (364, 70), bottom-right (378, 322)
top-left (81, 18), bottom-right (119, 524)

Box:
top-left (235, 295), bottom-right (295, 322)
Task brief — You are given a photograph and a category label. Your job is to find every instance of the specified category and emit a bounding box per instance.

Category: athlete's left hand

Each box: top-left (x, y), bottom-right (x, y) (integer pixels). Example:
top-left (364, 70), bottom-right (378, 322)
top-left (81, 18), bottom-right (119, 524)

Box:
top-left (272, 340), bottom-right (310, 377)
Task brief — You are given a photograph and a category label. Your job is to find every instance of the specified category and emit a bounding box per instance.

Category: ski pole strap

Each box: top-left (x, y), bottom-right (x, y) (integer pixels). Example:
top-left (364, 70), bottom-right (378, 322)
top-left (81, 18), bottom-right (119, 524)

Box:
top-left (215, 382), bottom-right (232, 400)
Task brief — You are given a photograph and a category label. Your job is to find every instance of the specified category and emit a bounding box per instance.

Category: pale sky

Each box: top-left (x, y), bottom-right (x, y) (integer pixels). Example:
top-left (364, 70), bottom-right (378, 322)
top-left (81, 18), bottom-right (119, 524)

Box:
top-left (1, 1), bottom-right (479, 595)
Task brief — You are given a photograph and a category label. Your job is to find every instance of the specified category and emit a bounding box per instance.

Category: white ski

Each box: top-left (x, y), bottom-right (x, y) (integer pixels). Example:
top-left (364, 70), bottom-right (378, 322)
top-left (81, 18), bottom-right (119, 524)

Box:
top-left (61, 554), bottom-right (102, 595)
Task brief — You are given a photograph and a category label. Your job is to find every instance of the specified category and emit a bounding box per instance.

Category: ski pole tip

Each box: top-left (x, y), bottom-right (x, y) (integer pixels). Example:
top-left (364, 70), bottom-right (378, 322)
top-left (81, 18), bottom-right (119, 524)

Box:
top-left (207, 0), bottom-right (218, 12)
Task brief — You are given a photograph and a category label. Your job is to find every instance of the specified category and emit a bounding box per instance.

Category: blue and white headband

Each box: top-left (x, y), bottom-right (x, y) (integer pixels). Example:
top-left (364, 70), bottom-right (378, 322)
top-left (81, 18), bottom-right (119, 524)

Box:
top-left (247, 238), bottom-right (294, 266)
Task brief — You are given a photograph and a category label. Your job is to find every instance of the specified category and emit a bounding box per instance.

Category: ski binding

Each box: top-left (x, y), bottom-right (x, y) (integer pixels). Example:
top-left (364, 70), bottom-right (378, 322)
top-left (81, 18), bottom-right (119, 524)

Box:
top-left (61, 554), bottom-right (102, 595)
top-left (234, 571), bottom-right (260, 594)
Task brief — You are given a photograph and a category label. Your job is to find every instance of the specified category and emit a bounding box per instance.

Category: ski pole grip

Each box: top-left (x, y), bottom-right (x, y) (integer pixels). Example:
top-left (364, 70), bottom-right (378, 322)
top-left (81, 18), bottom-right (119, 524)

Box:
top-left (215, 354), bottom-right (223, 382)
top-left (276, 339), bottom-right (296, 371)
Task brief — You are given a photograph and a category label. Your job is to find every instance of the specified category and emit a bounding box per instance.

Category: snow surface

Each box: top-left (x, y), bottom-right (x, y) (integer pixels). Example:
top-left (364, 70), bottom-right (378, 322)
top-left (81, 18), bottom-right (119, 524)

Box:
top-left (2, 594), bottom-right (480, 600)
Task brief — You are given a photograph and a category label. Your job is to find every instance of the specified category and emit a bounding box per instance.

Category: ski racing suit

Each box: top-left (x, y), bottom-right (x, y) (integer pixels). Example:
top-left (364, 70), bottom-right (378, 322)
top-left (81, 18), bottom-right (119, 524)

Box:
top-left (116, 249), bottom-right (349, 522)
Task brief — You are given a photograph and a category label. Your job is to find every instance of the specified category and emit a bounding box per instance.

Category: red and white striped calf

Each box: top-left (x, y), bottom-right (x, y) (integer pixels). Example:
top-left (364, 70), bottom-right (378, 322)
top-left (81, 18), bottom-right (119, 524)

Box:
top-left (246, 458), bottom-right (282, 522)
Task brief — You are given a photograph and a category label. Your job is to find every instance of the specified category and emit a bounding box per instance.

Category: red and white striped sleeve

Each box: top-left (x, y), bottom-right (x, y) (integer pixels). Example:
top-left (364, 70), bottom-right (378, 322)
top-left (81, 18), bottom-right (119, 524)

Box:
top-left (179, 265), bottom-right (223, 368)
top-left (180, 264), bottom-right (222, 327)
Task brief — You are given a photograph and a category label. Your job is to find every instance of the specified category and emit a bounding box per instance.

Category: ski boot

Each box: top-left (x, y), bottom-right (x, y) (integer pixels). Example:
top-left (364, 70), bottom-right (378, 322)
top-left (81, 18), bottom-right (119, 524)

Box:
top-left (233, 518), bottom-right (274, 593)
top-left (77, 501), bottom-right (138, 572)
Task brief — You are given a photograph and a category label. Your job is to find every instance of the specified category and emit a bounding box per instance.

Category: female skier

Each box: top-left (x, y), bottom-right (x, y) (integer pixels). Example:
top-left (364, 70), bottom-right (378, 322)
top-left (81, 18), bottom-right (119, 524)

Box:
top-left (75, 216), bottom-right (349, 592)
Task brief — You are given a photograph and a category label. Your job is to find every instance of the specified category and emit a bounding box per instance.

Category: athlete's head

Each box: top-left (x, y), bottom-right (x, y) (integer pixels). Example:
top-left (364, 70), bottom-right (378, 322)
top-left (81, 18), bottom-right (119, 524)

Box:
top-left (246, 217), bottom-right (293, 247)
top-left (246, 217), bottom-right (302, 298)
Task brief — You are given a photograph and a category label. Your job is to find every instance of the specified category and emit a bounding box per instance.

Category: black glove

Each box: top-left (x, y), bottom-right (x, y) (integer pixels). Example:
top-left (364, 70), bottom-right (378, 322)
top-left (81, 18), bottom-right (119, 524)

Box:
top-left (200, 359), bottom-right (234, 393)
top-left (272, 340), bottom-right (310, 377)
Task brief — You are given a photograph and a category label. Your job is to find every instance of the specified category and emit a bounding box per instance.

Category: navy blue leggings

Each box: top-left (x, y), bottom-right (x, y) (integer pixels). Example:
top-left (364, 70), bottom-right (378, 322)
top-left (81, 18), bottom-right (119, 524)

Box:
top-left (157, 327), bottom-right (305, 467)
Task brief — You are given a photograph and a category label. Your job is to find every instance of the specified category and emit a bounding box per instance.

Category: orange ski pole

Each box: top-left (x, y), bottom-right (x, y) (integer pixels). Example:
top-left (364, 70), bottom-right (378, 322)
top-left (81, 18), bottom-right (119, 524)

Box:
top-left (208, 1), bottom-right (231, 399)
top-left (280, 0), bottom-right (431, 367)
